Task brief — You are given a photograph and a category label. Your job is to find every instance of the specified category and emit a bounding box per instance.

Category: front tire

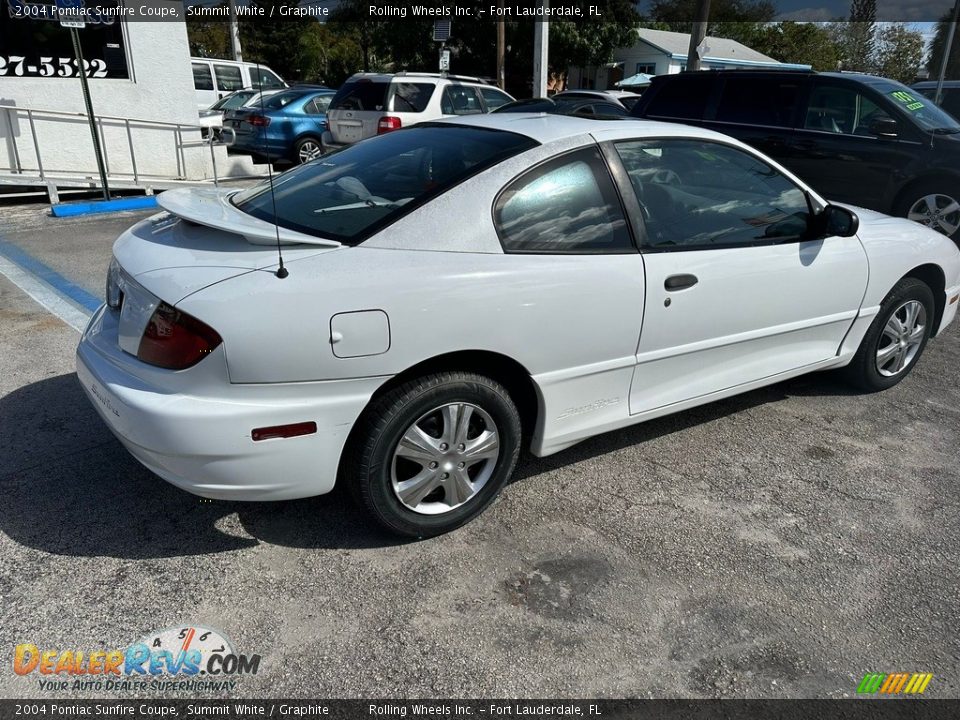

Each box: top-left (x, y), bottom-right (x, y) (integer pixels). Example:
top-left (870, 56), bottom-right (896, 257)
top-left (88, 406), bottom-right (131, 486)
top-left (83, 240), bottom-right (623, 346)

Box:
top-left (347, 372), bottom-right (522, 538)
top-left (844, 278), bottom-right (935, 392)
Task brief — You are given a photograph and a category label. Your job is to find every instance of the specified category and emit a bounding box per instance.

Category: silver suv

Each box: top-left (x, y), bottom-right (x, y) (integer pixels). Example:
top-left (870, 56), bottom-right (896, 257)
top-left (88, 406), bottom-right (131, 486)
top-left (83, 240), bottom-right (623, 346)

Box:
top-left (322, 72), bottom-right (514, 150)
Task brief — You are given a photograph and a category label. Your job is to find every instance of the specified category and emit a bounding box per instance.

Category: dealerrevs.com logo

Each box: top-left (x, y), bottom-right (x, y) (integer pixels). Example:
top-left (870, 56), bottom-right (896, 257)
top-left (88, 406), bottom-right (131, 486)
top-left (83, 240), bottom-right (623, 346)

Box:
top-left (14, 625), bottom-right (261, 693)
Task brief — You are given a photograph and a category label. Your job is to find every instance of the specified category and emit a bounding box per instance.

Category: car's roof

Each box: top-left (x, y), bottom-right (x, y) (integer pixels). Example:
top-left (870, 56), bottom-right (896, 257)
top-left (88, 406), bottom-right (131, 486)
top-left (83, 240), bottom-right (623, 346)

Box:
top-left (344, 72), bottom-right (489, 86)
top-left (435, 112), bottom-right (736, 144)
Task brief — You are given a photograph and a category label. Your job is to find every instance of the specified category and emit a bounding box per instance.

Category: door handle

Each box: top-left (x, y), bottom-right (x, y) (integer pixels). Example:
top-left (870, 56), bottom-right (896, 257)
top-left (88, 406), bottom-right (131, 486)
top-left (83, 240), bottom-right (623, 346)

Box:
top-left (664, 274), bottom-right (698, 291)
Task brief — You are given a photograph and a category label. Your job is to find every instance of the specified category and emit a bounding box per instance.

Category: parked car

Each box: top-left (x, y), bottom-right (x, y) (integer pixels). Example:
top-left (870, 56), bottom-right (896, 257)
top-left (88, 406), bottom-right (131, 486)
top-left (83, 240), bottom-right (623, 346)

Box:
top-left (78, 115), bottom-right (960, 537)
top-left (553, 89), bottom-right (644, 111)
top-left (322, 72), bottom-right (514, 151)
top-left (198, 88), bottom-right (265, 138)
top-left (223, 86), bottom-right (334, 164)
top-left (191, 57), bottom-right (286, 110)
top-left (912, 80), bottom-right (960, 121)
top-left (632, 70), bottom-right (960, 240)
top-left (494, 96), bottom-right (628, 118)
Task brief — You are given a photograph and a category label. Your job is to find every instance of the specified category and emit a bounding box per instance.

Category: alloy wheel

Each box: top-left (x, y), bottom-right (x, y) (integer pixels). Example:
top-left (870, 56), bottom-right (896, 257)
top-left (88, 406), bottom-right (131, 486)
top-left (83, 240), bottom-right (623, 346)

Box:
top-left (298, 140), bottom-right (322, 163)
top-left (876, 300), bottom-right (927, 377)
top-left (390, 402), bottom-right (500, 515)
top-left (907, 193), bottom-right (960, 237)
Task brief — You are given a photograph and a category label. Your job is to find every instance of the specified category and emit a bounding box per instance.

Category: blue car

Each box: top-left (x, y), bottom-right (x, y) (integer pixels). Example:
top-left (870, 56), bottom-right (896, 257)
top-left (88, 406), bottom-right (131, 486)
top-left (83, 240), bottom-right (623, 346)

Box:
top-left (224, 86), bottom-right (335, 164)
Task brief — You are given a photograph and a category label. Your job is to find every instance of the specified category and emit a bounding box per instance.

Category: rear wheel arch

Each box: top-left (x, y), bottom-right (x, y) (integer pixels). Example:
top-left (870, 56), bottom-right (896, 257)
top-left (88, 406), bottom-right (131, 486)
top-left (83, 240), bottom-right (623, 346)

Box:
top-left (337, 351), bottom-right (541, 482)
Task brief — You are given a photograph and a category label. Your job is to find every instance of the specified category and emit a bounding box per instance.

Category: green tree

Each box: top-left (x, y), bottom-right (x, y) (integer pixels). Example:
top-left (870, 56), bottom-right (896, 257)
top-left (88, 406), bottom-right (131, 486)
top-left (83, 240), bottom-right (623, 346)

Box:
top-left (927, 13), bottom-right (960, 80)
top-left (874, 24), bottom-right (924, 83)
top-left (752, 22), bottom-right (841, 71)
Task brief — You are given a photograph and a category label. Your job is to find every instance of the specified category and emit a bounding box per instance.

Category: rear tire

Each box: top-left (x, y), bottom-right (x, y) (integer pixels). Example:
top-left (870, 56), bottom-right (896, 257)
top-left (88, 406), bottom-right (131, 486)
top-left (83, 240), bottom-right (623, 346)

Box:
top-left (844, 278), bottom-right (935, 392)
top-left (293, 136), bottom-right (323, 165)
top-left (346, 372), bottom-right (522, 538)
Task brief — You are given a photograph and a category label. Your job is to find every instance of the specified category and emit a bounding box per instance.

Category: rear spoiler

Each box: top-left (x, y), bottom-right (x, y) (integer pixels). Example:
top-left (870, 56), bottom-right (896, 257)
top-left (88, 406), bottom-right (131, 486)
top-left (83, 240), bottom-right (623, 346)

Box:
top-left (157, 187), bottom-right (341, 248)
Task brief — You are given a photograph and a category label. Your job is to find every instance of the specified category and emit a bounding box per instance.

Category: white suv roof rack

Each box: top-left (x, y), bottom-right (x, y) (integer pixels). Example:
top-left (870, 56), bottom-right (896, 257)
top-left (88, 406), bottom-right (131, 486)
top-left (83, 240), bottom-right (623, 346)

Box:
top-left (393, 71), bottom-right (488, 84)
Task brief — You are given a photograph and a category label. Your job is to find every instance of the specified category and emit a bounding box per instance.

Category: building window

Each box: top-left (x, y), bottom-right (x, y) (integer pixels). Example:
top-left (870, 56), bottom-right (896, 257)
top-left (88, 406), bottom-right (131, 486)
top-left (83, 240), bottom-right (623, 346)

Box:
top-left (0, 1), bottom-right (129, 79)
top-left (635, 63), bottom-right (656, 75)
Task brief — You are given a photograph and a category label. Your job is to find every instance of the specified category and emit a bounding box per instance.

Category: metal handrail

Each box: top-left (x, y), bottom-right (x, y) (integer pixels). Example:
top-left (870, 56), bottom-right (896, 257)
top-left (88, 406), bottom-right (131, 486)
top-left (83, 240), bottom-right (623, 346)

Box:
top-left (0, 103), bottom-right (234, 187)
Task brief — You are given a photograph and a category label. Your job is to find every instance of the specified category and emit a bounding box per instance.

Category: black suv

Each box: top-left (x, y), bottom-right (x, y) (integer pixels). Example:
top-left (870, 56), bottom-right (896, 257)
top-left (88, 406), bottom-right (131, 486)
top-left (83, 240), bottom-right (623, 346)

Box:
top-left (632, 70), bottom-right (960, 240)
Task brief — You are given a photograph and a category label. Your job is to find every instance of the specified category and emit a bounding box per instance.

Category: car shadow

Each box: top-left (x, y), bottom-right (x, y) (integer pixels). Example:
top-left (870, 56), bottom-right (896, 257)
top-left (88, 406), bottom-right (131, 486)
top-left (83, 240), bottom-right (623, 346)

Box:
top-left (0, 370), bottom-right (859, 559)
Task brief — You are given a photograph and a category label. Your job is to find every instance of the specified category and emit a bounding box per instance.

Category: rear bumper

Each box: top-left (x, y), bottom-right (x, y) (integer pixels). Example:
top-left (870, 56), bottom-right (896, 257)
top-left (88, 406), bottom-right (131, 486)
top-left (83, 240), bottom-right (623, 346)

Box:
top-left (76, 305), bottom-right (384, 501)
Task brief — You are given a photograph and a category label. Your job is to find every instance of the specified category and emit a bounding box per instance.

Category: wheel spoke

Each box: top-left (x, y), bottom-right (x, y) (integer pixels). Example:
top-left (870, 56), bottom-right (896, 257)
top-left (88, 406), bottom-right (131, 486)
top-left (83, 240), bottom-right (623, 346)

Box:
top-left (908, 324), bottom-right (925, 343)
top-left (443, 469), bottom-right (474, 506)
top-left (396, 425), bottom-right (442, 466)
top-left (442, 403), bottom-right (473, 446)
top-left (942, 201), bottom-right (960, 216)
top-left (908, 210), bottom-right (928, 222)
top-left (894, 346), bottom-right (909, 372)
top-left (884, 314), bottom-right (904, 338)
top-left (396, 469), bottom-right (441, 507)
top-left (463, 430), bottom-right (499, 463)
top-left (876, 342), bottom-right (899, 365)
top-left (924, 196), bottom-right (938, 214)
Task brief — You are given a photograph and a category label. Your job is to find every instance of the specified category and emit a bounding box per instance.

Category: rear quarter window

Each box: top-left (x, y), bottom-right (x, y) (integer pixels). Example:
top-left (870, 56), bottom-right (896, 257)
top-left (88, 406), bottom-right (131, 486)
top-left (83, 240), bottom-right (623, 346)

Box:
top-left (642, 76), bottom-right (714, 120)
top-left (391, 83), bottom-right (435, 113)
top-left (715, 77), bottom-right (801, 127)
top-left (330, 80), bottom-right (390, 111)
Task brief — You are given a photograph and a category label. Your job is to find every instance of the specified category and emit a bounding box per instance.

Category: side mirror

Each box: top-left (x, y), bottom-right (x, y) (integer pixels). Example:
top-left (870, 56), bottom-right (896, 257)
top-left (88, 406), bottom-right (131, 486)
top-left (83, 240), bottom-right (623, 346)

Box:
top-left (820, 204), bottom-right (860, 238)
top-left (869, 117), bottom-right (898, 137)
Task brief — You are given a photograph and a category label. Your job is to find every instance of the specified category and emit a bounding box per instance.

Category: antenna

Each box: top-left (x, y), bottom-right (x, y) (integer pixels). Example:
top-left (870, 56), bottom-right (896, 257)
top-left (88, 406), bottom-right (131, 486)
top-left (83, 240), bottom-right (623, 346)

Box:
top-left (255, 60), bottom-right (288, 279)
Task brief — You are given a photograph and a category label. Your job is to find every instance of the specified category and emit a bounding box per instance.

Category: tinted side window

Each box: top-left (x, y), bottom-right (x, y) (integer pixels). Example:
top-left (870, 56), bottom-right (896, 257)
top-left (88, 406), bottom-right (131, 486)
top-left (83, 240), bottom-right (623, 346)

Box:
top-left (642, 76), bottom-right (714, 120)
top-left (392, 83), bottom-right (435, 113)
top-left (442, 86), bottom-right (484, 115)
top-left (803, 84), bottom-right (891, 135)
top-left (304, 96), bottom-right (331, 114)
top-left (615, 139), bottom-right (811, 250)
top-left (715, 77), bottom-right (801, 127)
top-left (480, 87), bottom-right (513, 111)
top-left (213, 64), bottom-right (243, 92)
top-left (495, 147), bottom-right (632, 254)
top-left (192, 62), bottom-right (213, 91)
top-left (250, 67), bottom-right (285, 90)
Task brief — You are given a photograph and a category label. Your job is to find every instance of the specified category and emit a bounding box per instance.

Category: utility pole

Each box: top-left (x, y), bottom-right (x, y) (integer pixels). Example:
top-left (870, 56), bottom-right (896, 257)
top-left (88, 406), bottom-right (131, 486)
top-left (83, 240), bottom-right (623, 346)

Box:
top-left (496, 0), bottom-right (505, 90)
top-left (228, 0), bottom-right (243, 62)
top-left (685, 0), bottom-right (711, 72)
top-left (935, 0), bottom-right (959, 106)
top-left (71, 27), bottom-right (109, 200)
top-left (533, 1), bottom-right (549, 96)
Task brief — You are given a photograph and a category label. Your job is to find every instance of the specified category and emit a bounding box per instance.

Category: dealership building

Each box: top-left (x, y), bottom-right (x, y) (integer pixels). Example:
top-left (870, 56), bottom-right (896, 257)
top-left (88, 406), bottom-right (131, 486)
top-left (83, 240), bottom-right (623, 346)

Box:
top-left (0, 1), bottom-right (254, 198)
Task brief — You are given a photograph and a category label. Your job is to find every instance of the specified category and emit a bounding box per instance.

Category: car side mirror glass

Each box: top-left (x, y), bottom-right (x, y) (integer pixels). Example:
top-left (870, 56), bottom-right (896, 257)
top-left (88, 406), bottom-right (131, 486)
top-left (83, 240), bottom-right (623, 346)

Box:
top-left (821, 205), bottom-right (859, 238)
top-left (870, 117), bottom-right (898, 137)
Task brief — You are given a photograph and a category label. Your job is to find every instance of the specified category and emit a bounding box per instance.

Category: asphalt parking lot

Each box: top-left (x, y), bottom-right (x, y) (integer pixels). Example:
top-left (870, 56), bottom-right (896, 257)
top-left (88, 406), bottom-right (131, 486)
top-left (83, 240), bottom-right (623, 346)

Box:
top-left (1, 203), bottom-right (959, 699)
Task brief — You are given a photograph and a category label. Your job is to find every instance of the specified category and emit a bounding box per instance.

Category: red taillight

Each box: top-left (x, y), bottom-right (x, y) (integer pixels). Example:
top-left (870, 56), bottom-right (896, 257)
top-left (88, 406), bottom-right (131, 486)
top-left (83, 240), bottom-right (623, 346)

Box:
top-left (251, 421), bottom-right (317, 442)
top-left (137, 302), bottom-right (222, 370)
top-left (377, 116), bottom-right (402, 134)
top-left (247, 114), bottom-right (271, 127)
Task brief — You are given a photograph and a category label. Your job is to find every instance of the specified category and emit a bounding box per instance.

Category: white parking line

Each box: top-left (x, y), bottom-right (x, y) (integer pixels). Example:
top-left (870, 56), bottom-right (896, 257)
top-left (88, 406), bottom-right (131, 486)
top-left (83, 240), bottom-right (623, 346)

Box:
top-left (0, 254), bottom-right (92, 333)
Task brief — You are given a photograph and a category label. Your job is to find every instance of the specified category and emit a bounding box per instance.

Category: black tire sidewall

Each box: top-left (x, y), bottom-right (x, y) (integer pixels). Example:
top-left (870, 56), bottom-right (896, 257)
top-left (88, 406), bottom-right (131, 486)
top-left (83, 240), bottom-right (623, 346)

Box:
top-left (357, 375), bottom-right (521, 538)
top-left (852, 279), bottom-right (935, 391)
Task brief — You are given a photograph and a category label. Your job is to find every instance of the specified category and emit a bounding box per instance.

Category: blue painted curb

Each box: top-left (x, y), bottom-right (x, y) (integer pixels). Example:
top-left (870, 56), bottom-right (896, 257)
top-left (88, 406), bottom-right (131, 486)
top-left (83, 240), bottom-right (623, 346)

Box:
top-left (0, 239), bottom-right (102, 312)
top-left (51, 196), bottom-right (158, 218)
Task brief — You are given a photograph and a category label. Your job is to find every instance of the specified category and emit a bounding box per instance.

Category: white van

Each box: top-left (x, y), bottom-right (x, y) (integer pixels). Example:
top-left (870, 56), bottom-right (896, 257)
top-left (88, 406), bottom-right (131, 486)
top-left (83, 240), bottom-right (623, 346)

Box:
top-left (191, 58), bottom-right (287, 110)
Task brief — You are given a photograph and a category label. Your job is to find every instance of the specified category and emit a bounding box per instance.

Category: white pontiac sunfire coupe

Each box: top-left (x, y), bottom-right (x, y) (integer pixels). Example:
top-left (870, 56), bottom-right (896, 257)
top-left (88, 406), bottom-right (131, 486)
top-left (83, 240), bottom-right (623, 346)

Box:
top-left (77, 115), bottom-right (960, 537)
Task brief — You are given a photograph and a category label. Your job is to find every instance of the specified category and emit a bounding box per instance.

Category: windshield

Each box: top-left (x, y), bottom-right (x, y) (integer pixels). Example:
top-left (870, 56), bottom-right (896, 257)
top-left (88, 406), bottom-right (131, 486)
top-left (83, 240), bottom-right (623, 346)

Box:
top-left (232, 124), bottom-right (537, 244)
top-left (883, 84), bottom-right (960, 132)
